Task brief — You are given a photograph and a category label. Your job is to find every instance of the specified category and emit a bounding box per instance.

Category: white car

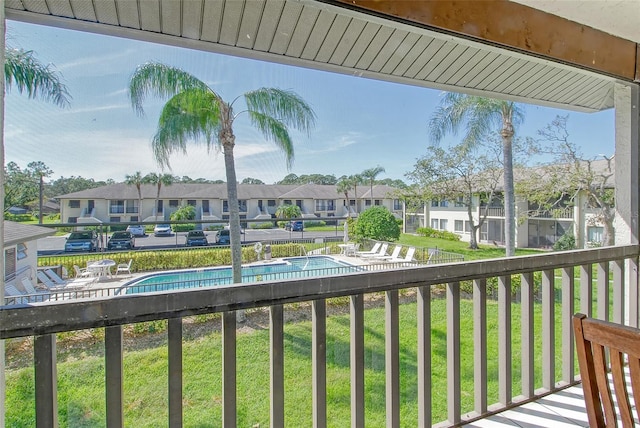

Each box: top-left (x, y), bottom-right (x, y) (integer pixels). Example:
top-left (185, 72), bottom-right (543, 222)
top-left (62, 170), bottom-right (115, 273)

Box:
top-left (126, 225), bottom-right (146, 237)
top-left (154, 224), bottom-right (172, 236)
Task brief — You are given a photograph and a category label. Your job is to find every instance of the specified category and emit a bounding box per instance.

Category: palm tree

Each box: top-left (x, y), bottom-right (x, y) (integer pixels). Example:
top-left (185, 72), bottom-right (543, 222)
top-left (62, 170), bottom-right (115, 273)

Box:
top-left (361, 165), bottom-right (385, 206)
top-left (125, 171), bottom-right (144, 220)
top-left (349, 174), bottom-right (363, 214)
top-left (143, 172), bottom-right (174, 220)
top-left (4, 47), bottom-right (71, 107)
top-left (336, 176), bottom-right (352, 215)
top-left (129, 62), bottom-right (316, 284)
top-left (429, 93), bottom-right (524, 256)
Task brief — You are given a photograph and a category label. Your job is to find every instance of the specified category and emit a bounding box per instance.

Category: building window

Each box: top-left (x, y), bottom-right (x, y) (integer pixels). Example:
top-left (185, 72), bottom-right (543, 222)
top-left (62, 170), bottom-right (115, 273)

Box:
top-left (69, 200), bottom-right (80, 208)
top-left (454, 197), bottom-right (465, 207)
top-left (431, 199), bottom-right (448, 207)
top-left (68, 217), bottom-right (77, 223)
top-left (268, 200), bottom-right (276, 207)
top-left (588, 226), bottom-right (604, 243)
top-left (110, 200), bottom-right (124, 214)
top-left (130, 216), bottom-right (139, 222)
top-left (169, 200), bottom-right (179, 208)
top-left (16, 243), bottom-right (27, 260)
top-left (454, 220), bottom-right (463, 232)
top-left (238, 200), bottom-right (247, 212)
top-left (315, 200), bottom-right (335, 211)
top-left (187, 200), bottom-right (196, 206)
top-left (465, 221), bottom-right (471, 232)
top-left (125, 200), bottom-right (138, 213)
top-left (5, 248), bottom-right (16, 278)
top-left (393, 199), bottom-right (402, 210)
top-left (223, 200), bottom-right (228, 212)
top-left (431, 219), bottom-right (439, 229)
top-left (284, 199), bottom-right (292, 205)
top-left (374, 199), bottom-right (381, 206)
top-left (349, 199), bottom-right (356, 207)
top-left (439, 219), bottom-right (448, 230)
top-left (110, 217), bottom-right (121, 223)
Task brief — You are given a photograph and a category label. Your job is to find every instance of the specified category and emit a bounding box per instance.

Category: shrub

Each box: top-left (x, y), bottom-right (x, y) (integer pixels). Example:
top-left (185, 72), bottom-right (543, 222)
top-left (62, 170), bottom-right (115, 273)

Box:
top-left (416, 227), bottom-right (461, 241)
top-left (553, 233), bottom-right (576, 251)
top-left (250, 222), bottom-right (275, 229)
top-left (354, 207), bottom-right (400, 241)
top-left (173, 223), bottom-right (195, 232)
top-left (303, 220), bottom-right (326, 227)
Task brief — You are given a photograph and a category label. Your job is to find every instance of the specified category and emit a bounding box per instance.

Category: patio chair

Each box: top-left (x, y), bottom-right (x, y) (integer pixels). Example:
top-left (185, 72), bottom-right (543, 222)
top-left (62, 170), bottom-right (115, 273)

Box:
top-left (116, 259), bottom-right (133, 276)
top-left (387, 247), bottom-right (416, 264)
top-left (360, 243), bottom-right (388, 259)
top-left (74, 264), bottom-right (94, 278)
top-left (20, 278), bottom-right (51, 303)
top-left (4, 284), bottom-right (28, 305)
top-left (37, 270), bottom-right (65, 290)
top-left (371, 245), bottom-right (402, 261)
top-left (356, 242), bottom-right (381, 257)
top-left (573, 313), bottom-right (640, 428)
top-left (44, 269), bottom-right (67, 285)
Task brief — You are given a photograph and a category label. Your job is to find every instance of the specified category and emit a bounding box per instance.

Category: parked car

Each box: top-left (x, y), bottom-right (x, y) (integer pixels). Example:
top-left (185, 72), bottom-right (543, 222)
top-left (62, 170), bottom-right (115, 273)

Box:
top-left (185, 230), bottom-right (208, 246)
top-left (154, 224), bottom-right (172, 236)
top-left (107, 231), bottom-right (135, 250)
top-left (65, 230), bottom-right (100, 252)
top-left (284, 221), bottom-right (304, 231)
top-left (215, 229), bottom-right (230, 245)
top-left (126, 225), bottom-right (146, 237)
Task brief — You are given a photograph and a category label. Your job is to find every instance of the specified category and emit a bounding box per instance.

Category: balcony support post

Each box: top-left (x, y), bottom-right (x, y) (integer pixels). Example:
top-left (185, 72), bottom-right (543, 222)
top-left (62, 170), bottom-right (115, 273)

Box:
top-left (521, 272), bottom-right (534, 398)
top-left (105, 325), bottom-right (123, 427)
top-left (580, 264), bottom-right (593, 317)
top-left (446, 281), bottom-right (461, 424)
top-left (312, 299), bottom-right (327, 428)
top-left (34, 333), bottom-right (57, 428)
top-left (498, 275), bottom-right (512, 405)
top-left (350, 294), bottom-right (365, 428)
top-left (417, 286), bottom-right (431, 426)
top-left (270, 304), bottom-right (284, 428)
top-left (542, 269), bottom-right (555, 390)
top-left (168, 317), bottom-right (183, 428)
top-left (597, 262), bottom-right (610, 321)
top-left (613, 260), bottom-right (625, 324)
top-left (473, 279), bottom-right (487, 414)
top-left (222, 311), bottom-right (236, 428)
top-left (561, 267), bottom-right (575, 384)
top-left (385, 290), bottom-right (400, 428)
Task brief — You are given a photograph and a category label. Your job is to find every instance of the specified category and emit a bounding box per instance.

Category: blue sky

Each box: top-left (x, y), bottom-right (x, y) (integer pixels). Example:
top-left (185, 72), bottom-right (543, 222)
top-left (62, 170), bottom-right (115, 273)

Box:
top-left (5, 20), bottom-right (615, 184)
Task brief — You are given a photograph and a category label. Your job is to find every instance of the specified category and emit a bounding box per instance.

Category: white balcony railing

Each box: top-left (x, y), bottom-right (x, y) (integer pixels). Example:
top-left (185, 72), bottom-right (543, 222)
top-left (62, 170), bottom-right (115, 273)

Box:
top-left (1, 245), bottom-right (638, 426)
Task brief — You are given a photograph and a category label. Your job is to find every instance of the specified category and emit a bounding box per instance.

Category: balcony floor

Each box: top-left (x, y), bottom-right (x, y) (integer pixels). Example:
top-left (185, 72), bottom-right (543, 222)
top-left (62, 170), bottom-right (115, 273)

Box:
top-left (468, 384), bottom-right (589, 427)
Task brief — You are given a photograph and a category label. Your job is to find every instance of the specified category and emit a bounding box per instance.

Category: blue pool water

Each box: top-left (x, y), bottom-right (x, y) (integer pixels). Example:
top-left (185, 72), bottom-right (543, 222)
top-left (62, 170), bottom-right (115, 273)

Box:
top-left (117, 256), bottom-right (362, 295)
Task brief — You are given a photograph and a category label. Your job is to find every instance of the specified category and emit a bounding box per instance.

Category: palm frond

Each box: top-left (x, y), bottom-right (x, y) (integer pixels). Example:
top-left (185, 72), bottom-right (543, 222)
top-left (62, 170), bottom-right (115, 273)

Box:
top-left (244, 88), bottom-right (316, 135)
top-left (128, 62), bottom-right (213, 116)
top-left (152, 89), bottom-right (221, 167)
top-left (4, 48), bottom-right (71, 107)
top-left (247, 111), bottom-right (295, 169)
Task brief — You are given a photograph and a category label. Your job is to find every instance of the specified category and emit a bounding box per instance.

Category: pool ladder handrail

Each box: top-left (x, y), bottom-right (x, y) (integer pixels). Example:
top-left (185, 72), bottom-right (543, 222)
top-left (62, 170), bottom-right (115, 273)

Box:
top-left (299, 244), bottom-right (310, 270)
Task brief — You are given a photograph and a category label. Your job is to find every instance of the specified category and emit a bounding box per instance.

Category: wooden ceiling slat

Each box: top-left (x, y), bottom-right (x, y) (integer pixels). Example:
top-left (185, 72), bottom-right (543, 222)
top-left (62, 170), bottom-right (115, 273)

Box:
top-left (70, 0), bottom-right (98, 22)
top-left (379, 31), bottom-right (420, 74)
top-left (115, 0), bottom-right (139, 29)
top-left (285, 5), bottom-right (320, 58)
top-left (160, 0), bottom-right (181, 36)
top-left (368, 29), bottom-right (409, 73)
top-left (355, 25), bottom-right (392, 70)
top-left (314, 13), bottom-right (350, 63)
top-left (200, 0), bottom-right (223, 43)
top-left (21, 0), bottom-right (50, 14)
top-left (404, 38), bottom-right (445, 79)
top-left (46, 0), bottom-right (74, 18)
top-left (340, 21), bottom-right (378, 68)
top-left (483, 58), bottom-right (530, 93)
top-left (425, 44), bottom-right (470, 82)
top-left (329, 19), bottom-right (367, 66)
top-left (218, 0), bottom-right (243, 46)
top-left (138, 0), bottom-right (161, 33)
top-left (181, 0), bottom-right (203, 40)
top-left (235, 0), bottom-right (265, 49)
top-left (300, 9), bottom-right (334, 61)
top-left (253, 0), bottom-right (285, 52)
top-left (414, 41), bottom-right (456, 80)
top-left (440, 47), bottom-right (482, 85)
top-left (390, 35), bottom-right (433, 77)
top-left (270, 1), bottom-right (303, 55)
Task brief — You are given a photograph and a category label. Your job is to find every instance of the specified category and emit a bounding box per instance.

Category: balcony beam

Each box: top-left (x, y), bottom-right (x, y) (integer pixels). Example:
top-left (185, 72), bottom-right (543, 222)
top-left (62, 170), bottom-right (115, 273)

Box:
top-left (447, 281), bottom-right (461, 424)
top-left (270, 304), bottom-right (284, 428)
top-left (385, 290), bottom-right (400, 428)
top-left (34, 334), bottom-right (57, 428)
top-left (521, 272), bottom-right (534, 398)
top-left (561, 267), bottom-right (575, 384)
top-left (168, 317), bottom-right (183, 428)
top-left (350, 294), bottom-right (365, 428)
top-left (473, 279), bottom-right (487, 414)
top-left (105, 325), bottom-right (123, 427)
top-left (312, 299), bottom-right (327, 428)
top-left (498, 275), bottom-right (512, 405)
top-left (542, 269), bottom-right (555, 391)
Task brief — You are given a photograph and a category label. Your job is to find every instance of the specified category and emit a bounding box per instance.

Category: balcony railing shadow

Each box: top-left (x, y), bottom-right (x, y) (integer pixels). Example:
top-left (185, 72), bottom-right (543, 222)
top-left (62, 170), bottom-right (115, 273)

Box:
top-left (1, 245), bottom-right (638, 426)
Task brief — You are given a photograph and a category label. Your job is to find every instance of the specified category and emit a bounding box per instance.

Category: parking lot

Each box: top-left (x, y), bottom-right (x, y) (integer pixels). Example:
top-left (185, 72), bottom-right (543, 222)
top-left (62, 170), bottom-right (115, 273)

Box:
top-left (38, 227), bottom-right (347, 255)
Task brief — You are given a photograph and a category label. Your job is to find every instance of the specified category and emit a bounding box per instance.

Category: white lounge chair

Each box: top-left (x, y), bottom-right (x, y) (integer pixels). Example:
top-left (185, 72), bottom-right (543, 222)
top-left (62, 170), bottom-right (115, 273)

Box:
top-left (44, 269), bottom-right (67, 285)
top-left (356, 242), bottom-right (381, 257)
top-left (360, 243), bottom-right (388, 259)
top-left (387, 247), bottom-right (416, 264)
top-left (372, 245), bottom-right (402, 261)
top-left (20, 278), bottom-right (50, 303)
top-left (42, 269), bottom-right (90, 289)
top-left (5, 284), bottom-right (28, 305)
top-left (116, 259), bottom-right (133, 276)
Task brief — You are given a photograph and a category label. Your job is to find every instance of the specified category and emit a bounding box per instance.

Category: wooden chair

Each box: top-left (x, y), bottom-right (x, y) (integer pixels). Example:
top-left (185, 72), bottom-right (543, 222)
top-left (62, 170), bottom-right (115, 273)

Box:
top-left (573, 313), bottom-right (640, 427)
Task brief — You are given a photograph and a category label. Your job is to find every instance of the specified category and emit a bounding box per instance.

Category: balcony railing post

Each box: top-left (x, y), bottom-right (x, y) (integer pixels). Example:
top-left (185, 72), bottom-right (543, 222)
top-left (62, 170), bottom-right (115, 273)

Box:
top-left (350, 294), bottom-right (365, 428)
top-left (270, 304), bottom-right (284, 428)
top-left (34, 333), bottom-right (57, 428)
top-left (498, 275), bottom-right (512, 405)
top-left (597, 262), bottom-right (610, 321)
top-left (473, 279), bottom-right (487, 414)
top-left (168, 317), bottom-right (183, 428)
top-left (613, 260), bottom-right (625, 324)
top-left (312, 299), bottom-right (327, 428)
top-left (447, 281), bottom-right (461, 424)
top-left (561, 267), bottom-right (575, 384)
top-left (521, 272), bottom-right (534, 398)
top-left (542, 269), bottom-right (555, 390)
top-left (222, 311), bottom-right (236, 428)
top-left (385, 290), bottom-right (400, 428)
top-left (580, 264), bottom-right (593, 317)
top-left (628, 256), bottom-right (639, 327)
top-left (105, 325), bottom-right (123, 427)
top-left (417, 286), bottom-right (431, 426)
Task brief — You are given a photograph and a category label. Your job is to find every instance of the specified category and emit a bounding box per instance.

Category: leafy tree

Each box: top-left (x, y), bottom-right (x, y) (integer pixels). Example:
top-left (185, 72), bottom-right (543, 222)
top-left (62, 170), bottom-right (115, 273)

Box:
top-left (170, 204), bottom-right (196, 221)
top-left (4, 47), bottom-right (71, 107)
top-left (125, 171), bottom-right (144, 219)
top-left (336, 177), bottom-right (352, 200)
top-left (4, 162), bottom-right (37, 211)
top-left (520, 115), bottom-right (616, 246)
top-left (377, 178), bottom-right (407, 189)
top-left (361, 166), bottom-right (385, 204)
top-left (430, 93), bottom-right (524, 256)
top-left (27, 161), bottom-right (53, 223)
top-left (48, 176), bottom-right (110, 196)
top-left (406, 142), bottom-right (502, 249)
top-left (275, 204), bottom-right (301, 220)
top-left (143, 172), bottom-right (174, 219)
top-left (242, 177), bottom-right (265, 184)
top-left (129, 62), bottom-right (316, 284)
top-left (354, 206), bottom-right (400, 241)
top-left (278, 173), bottom-right (299, 184)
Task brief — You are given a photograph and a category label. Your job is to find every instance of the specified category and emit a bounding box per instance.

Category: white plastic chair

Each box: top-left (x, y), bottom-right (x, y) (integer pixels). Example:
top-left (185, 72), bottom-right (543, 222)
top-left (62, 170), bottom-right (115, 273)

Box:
top-left (116, 259), bottom-right (132, 276)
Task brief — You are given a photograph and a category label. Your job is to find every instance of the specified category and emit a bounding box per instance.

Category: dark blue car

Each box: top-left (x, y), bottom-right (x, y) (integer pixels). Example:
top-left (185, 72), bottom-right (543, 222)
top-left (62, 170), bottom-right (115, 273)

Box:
top-left (285, 221), bottom-right (304, 231)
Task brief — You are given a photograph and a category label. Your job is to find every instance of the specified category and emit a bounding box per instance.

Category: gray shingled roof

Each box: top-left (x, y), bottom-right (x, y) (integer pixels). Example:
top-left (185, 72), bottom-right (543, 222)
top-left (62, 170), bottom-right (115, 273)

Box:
top-left (4, 221), bottom-right (55, 246)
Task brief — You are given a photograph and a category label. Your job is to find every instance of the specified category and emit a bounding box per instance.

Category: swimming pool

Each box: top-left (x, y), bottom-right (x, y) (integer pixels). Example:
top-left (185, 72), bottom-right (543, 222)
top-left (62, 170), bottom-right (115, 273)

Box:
top-left (117, 256), bottom-right (363, 295)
